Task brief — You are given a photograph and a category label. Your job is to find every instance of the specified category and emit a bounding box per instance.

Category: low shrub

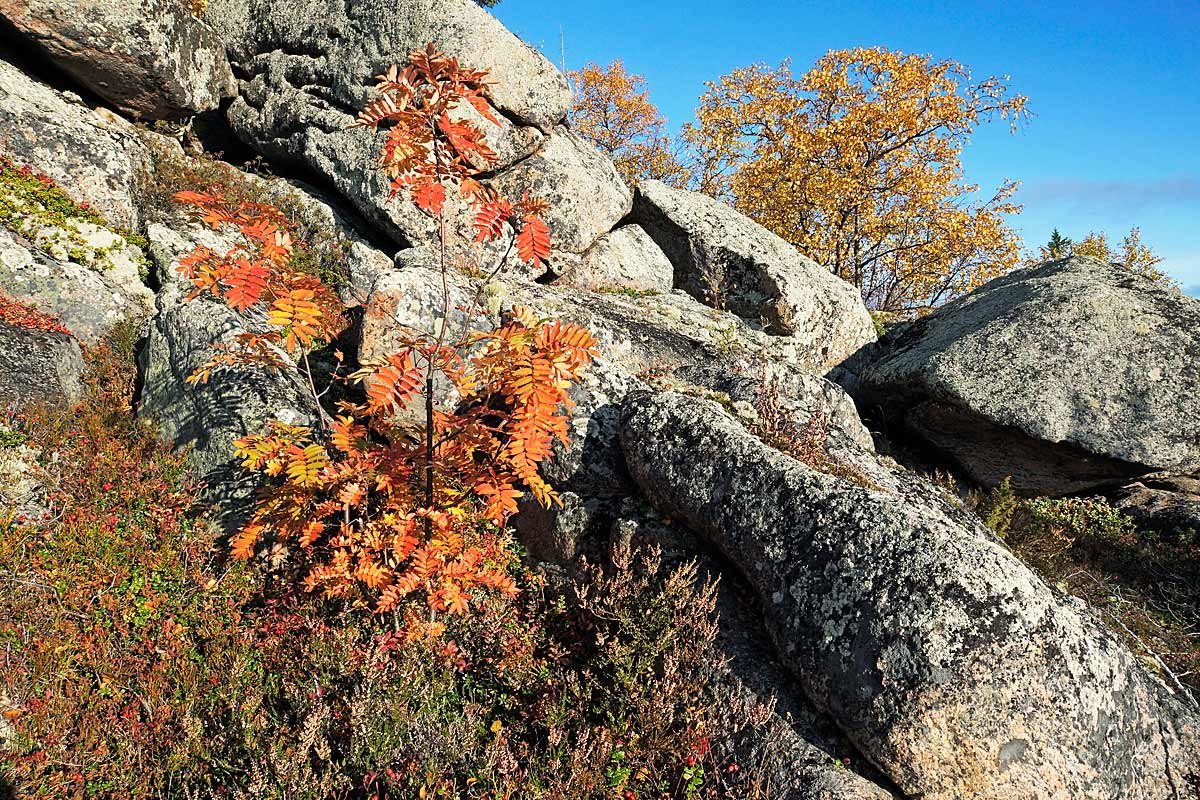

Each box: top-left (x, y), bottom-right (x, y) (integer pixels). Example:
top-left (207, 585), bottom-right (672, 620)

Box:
top-left (0, 293), bottom-right (71, 337)
top-left (750, 375), bottom-right (874, 488)
top-left (975, 485), bottom-right (1200, 702)
top-left (0, 332), bottom-right (754, 798)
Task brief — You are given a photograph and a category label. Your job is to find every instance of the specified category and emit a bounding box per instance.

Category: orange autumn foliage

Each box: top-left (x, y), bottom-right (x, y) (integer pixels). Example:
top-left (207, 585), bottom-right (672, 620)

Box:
top-left (175, 44), bottom-right (596, 619)
top-left (355, 43), bottom-right (553, 270)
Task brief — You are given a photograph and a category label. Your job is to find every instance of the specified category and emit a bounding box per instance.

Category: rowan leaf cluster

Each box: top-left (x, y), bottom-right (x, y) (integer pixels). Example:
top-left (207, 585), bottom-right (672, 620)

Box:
top-left (175, 44), bottom-right (595, 621)
top-left (356, 43), bottom-right (553, 270)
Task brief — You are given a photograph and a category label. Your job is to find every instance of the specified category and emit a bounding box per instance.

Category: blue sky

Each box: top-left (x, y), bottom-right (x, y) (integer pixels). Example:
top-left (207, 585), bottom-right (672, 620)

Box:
top-left (495, 0), bottom-right (1200, 294)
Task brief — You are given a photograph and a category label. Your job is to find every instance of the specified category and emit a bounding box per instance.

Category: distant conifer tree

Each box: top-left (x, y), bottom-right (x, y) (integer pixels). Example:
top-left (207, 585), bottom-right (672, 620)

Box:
top-left (1045, 229), bottom-right (1072, 259)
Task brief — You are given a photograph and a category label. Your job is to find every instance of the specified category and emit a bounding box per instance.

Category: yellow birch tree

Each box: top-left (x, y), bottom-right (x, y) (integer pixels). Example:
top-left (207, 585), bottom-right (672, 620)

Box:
top-left (568, 60), bottom-right (689, 189)
top-left (684, 48), bottom-right (1030, 314)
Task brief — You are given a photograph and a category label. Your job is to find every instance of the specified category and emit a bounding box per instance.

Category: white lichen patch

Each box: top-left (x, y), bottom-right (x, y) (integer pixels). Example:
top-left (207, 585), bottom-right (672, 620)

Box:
top-left (15, 211), bottom-right (143, 276)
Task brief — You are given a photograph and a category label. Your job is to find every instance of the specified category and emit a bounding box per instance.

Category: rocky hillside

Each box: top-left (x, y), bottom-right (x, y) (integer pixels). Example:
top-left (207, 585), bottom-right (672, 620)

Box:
top-left (0, 1), bottom-right (1198, 798)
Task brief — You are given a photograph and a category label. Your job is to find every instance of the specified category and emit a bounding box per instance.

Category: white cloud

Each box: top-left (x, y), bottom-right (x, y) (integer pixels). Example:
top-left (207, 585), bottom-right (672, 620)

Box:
top-left (1022, 175), bottom-right (1200, 215)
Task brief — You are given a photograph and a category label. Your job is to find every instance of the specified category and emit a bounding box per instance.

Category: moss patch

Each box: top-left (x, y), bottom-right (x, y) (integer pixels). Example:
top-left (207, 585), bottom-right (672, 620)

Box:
top-left (0, 427), bottom-right (26, 450)
top-left (0, 155), bottom-right (150, 278)
top-left (596, 286), bottom-right (660, 299)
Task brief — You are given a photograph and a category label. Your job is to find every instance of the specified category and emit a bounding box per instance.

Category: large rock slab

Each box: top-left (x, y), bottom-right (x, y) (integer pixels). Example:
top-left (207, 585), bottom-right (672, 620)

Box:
top-left (859, 256), bottom-right (1200, 495)
top-left (1112, 474), bottom-right (1200, 537)
top-left (0, 228), bottom-right (152, 344)
top-left (633, 180), bottom-right (875, 369)
top-left (557, 223), bottom-right (674, 293)
top-left (210, 0), bottom-right (567, 130)
top-left (137, 234), bottom-right (317, 491)
top-left (486, 127), bottom-right (631, 257)
top-left (0, 318), bottom-right (82, 406)
top-left (217, 0), bottom-right (622, 260)
top-left (619, 389), bottom-right (1200, 800)
top-left (0, 56), bottom-right (151, 230)
top-left (0, 0), bottom-right (235, 119)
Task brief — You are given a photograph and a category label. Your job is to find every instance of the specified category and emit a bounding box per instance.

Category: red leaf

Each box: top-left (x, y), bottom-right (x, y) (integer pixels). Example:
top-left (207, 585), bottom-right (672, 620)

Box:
top-left (466, 93), bottom-right (500, 125)
top-left (413, 181), bottom-right (447, 215)
top-left (515, 215), bottom-right (551, 268)
top-left (474, 198), bottom-right (513, 243)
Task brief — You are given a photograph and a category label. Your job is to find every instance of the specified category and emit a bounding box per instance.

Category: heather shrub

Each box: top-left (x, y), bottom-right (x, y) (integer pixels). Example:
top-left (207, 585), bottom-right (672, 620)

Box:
top-left (0, 334), bottom-right (751, 798)
top-left (974, 485), bottom-right (1199, 701)
top-left (750, 374), bottom-right (873, 488)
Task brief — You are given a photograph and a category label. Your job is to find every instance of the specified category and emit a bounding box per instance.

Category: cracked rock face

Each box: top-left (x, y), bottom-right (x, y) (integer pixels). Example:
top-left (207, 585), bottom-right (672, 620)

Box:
top-left (619, 389), bottom-right (1200, 800)
top-left (859, 256), bottom-right (1200, 495)
top-left (211, 0), bottom-right (630, 260)
top-left (0, 57), bottom-right (151, 230)
top-left (0, 318), bottom-right (82, 406)
top-left (485, 127), bottom-right (632, 257)
top-left (359, 254), bottom-right (863, 392)
top-left (633, 179), bottom-right (876, 370)
top-left (0, 0), bottom-right (235, 119)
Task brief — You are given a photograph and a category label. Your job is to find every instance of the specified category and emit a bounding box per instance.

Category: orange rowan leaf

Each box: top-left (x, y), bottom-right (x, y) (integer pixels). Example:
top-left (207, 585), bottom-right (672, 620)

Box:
top-left (515, 215), bottom-right (551, 268)
top-left (268, 289), bottom-right (323, 352)
top-left (285, 444), bottom-right (329, 488)
top-left (366, 351), bottom-right (424, 415)
top-left (441, 582), bottom-right (471, 615)
top-left (476, 481), bottom-right (522, 524)
top-left (465, 92), bottom-right (500, 125)
top-left (331, 415), bottom-right (364, 453)
top-left (412, 180), bottom-right (447, 215)
top-left (223, 259), bottom-right (270, 311)
top-left (437, 113), bottom-right (498, 167)
top-left (299, 520), bottom-right (325, 548)
top-left (339, 483), bottom-right (366, 508)
top-left (230, 525), bottom-right (262, 560)
top-left (356, 557), bottom-right (390, 590)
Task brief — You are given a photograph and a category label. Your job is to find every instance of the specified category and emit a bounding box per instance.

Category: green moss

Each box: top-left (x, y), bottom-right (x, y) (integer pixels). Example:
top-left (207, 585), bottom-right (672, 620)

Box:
top-left (0, 428), bottom-right (26, 449)
top-left (0, 155), bottom-right (151, 277)
top-left (596, 286), bottom-right (660, 299)
top-left (869, 309), bottom-right (896, 338)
